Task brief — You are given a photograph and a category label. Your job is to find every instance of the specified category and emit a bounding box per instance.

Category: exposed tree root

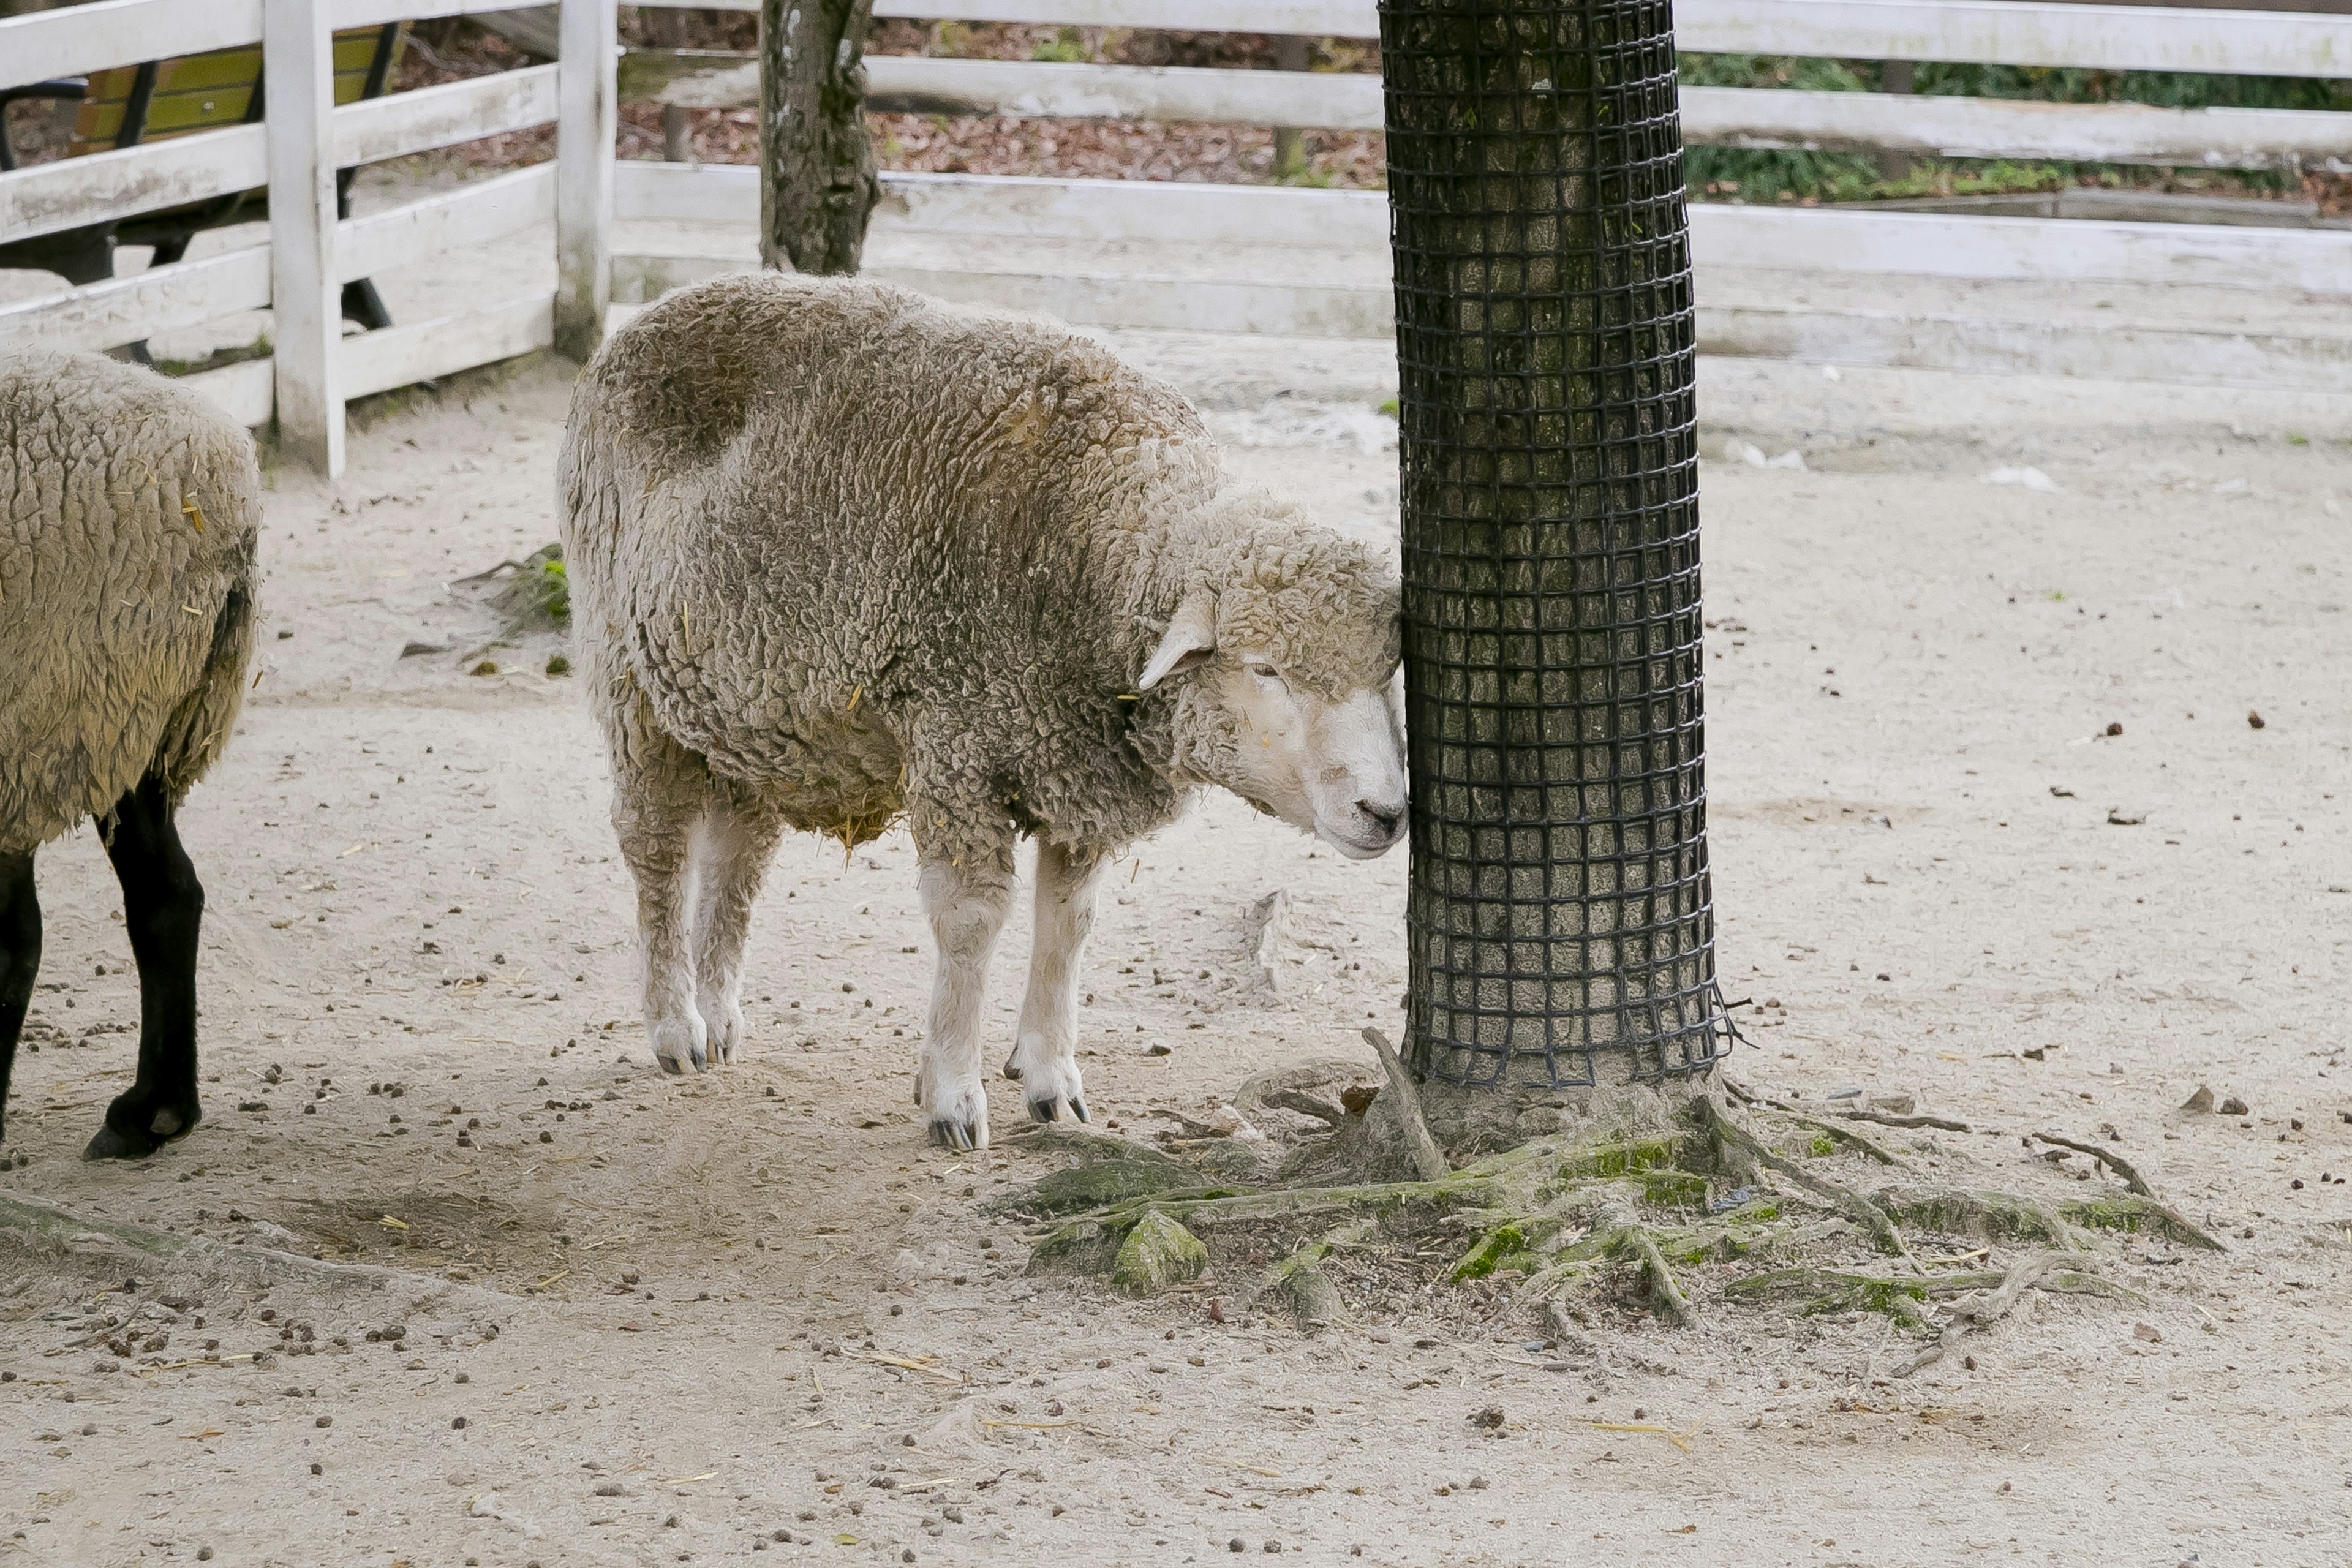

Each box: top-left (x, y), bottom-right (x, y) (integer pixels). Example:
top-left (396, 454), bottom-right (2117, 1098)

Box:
top-left (1012, 1090), bottom-right (2214, 1359)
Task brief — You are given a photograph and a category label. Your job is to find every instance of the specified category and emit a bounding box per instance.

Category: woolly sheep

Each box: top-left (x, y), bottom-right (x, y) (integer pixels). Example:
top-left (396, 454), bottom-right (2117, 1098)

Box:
top-left (560, 273), bottom-right (1406, 1148)
top-left (1, 348), bottom-right (260, 1160)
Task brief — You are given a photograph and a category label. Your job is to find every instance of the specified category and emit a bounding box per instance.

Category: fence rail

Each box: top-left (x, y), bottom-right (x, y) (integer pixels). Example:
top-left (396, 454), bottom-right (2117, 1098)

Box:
top-left (631, 0), bottom-right (2352, 77)
top-left (0, 0), bottom-right (608, 475)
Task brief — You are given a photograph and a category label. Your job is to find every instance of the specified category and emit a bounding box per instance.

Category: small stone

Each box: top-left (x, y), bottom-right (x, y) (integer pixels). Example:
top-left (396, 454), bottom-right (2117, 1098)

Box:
top-left (902, 1434), bottom-right (916, 1447)
top-left (1230, 1540), bottom-right (1247, 1554)
top-left (595, 1482), bottom-right (624, 1497)
top-left (198, 1552), bottom-right (213, 1563)
top-left (1264, 1544), bottom-right (1282, 1555)
top-left (452, 1415), bottom-right (468, 1429)
top-left (315, 1415), bottom-right (332, 1428)
top-left (2133, 1323), bottom-right (2162, 1343)
top-left (1471, 1405), bottom-right (1506, 1430)
top-left (1110, 1211), bottom-right (1207, 1295)
top-left (2247, 710), bottom-right (2266, 729)
top-left (2180, 1085), bottom-right (2215, 1114)
top-left (311, 1462), bottom-right (323, 1475)
top-left (2219, 1096), bottom-right (2249, 1117)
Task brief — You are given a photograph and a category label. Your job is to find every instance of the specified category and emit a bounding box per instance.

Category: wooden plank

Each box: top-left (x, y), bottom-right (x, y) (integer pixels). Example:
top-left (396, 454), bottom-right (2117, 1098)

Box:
top-left (334, 64), bottom-right (561, 165)
top-left (628, 0), bottom-right (2352, 74)
top-left (179, 357), bottom-right (276, 429)
top-left (619, 51), bottom-right (2352, 168)
top-left (634, 0), bottom-right (1377, 32)
top-left (0, 247), bottom-right (271, 353)
top-left (555, 0), bottom-right (616, 361)
top-left (336, 163), bottom-right (555, 282)
top-left (1695, 300), bottom-right (2352, 393)
top-left (266, 0), bottom-right (347, 477)
top-left (623, 50), bottom-right (1386, 125)
top-left (616, 164), bottom-right (1393, 246)
top-left (0, 0), bottom-right (262, 94)
top-left (331, 0), bottom-right (524, 28)
top-left (1677, 0), bottom-right (2352, 77)
top-left (1694, 202), bottom-right (2352, 295)
top-left (617, 165), bottom-right (2352, 293)
top-left (341, 291), bottom-right (554, 399)
top-left (1684, 86), bottom-right (2352, 171)
top-left (0, 126), bottom-right (265, 247)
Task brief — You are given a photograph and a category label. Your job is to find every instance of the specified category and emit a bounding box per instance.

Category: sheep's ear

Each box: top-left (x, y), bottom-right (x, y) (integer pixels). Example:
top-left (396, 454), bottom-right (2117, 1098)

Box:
top-left (1136, 592), bottom-right (1218, 691)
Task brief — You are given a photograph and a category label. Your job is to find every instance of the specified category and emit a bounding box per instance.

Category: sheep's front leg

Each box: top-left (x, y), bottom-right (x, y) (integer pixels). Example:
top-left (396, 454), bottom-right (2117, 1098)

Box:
top-left (689, 786), bottom-right (788, 1066)
top-left (1006, 842), bottom-right (1104, 1123)
top-left (915, 833), bottom-right (1015, 1150)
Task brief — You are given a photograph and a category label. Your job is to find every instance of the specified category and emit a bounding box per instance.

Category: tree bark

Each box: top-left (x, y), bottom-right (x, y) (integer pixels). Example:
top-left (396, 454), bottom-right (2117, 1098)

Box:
top-left (760, 0), bottom-right (880, 274)
top-left (1379, 0), bottom-right (1728, 1105)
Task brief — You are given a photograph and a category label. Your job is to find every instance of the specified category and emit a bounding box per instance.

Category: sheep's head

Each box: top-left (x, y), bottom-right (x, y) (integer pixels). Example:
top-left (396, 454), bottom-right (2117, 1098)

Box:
top-left (1142, 513), bottom-right (1406, 860)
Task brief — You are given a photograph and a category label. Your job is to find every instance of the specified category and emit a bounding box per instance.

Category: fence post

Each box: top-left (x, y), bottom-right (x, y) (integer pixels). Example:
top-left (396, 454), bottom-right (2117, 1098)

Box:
top-left (263, 0), bottom-right (344, 476)
top-left (556, 0), bottom-right (616, 361)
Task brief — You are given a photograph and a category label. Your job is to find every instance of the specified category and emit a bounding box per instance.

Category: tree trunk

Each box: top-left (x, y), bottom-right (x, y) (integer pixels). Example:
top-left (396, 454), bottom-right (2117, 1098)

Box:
top-left (759, 0), bottom-right (880, 274)
top-left (1379, 0), bottom-right (1730, 1120)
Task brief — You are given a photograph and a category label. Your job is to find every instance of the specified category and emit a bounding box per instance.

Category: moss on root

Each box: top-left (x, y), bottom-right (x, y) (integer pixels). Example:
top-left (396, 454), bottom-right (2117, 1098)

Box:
top-left (1008, 1091), bottom-right (2211, 1361)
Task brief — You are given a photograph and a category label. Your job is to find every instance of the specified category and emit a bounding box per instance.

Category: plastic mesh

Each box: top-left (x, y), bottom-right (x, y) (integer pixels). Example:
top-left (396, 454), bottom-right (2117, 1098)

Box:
top-left (1380, 0), bottom-right (1735, 1087)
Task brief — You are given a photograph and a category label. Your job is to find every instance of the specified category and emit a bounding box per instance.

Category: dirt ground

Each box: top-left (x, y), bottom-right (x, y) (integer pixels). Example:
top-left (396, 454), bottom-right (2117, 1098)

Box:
top-left (4, 328), bottom-right (2351, 1568)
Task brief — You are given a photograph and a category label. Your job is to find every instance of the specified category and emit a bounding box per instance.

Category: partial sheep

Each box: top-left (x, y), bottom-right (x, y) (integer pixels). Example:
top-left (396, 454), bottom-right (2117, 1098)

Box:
top-left (1, 348), bottom-right (260, 1160)
top-left (561, 273), bottom-right (1406, 1148)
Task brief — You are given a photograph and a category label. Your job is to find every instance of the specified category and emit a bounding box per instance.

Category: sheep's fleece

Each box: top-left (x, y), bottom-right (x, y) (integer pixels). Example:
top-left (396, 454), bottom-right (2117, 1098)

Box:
top-left (1, 349), bottom-right (258, 855)
top-left (562, 273), bottom-right (1403, 1144)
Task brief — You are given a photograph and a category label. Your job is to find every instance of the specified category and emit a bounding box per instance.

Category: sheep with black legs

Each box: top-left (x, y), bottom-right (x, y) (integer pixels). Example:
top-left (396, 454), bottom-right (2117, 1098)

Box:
top-left (561, 273), bottom-right (1406, 1149)
top-left (1, 348), bottom-right (259, 1160)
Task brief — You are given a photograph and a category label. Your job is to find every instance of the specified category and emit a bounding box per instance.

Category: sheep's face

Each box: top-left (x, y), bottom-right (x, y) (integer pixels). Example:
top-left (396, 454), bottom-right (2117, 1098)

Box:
top-left (1139, 523), bottom-right (1407, 860)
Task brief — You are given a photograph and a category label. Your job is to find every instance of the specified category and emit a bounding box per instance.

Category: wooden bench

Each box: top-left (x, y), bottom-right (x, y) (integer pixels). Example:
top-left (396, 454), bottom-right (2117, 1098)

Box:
top-left (0, 23), bottom-right (406, 358)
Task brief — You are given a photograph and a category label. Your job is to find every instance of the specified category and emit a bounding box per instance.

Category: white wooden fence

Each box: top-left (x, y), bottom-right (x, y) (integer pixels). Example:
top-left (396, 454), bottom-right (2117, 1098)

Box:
top-left (0, 0), bottom-right (615, 475)
top-left (10, 0), bottom-right (2352, 443)
top-left (612, 0), bottom-right (2352, 391)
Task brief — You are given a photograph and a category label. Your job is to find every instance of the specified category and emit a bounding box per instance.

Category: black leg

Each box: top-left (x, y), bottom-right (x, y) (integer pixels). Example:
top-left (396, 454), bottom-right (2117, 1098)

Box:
top-left (85, 777), bottom-right (206, 1161)
top-left (0, 853), bottom-right (39, 1149)
top-left (341, 276), bottom-right (392, 332)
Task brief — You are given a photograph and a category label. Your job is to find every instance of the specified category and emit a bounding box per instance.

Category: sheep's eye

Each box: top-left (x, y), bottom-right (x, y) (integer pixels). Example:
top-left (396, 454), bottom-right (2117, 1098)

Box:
top-left (1246, 662), bottom-right (1282, 682)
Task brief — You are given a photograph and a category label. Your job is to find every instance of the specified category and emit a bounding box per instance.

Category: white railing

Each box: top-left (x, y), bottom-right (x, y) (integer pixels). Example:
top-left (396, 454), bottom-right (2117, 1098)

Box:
top-left (606, 0), bottom-right (2352, 389)
top-left (625, 0), bottom-right (2352, 172)
top-left (0, 0), bottom-right (614, 475)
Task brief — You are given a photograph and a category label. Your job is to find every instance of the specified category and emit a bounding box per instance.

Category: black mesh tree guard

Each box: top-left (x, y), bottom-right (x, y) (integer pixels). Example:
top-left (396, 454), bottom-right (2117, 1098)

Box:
top-left (1381, 0), bottom-right (1735, 1089)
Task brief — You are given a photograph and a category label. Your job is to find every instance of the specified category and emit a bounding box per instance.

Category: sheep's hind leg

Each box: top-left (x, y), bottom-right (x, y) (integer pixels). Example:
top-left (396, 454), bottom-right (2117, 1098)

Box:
top-left (689, 785), bottom-right (788, 1067)
top-left (85, 777), bottom-right (205, 1160)
top-left (915, 831), bottom-right (1015, 1150)
top-left (0, 852), bottom-right (39, 1148)
top-left (1006, 842), bottom-right (1104, 1123)
top-left (611, 728), bottom-right (712, 1075)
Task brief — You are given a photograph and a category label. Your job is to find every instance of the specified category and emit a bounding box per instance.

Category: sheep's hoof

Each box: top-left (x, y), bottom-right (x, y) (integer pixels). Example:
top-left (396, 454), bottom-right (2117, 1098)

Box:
top-left (83, 1098), bottom-right (200, 1161)
top-left (929, 1117), bottom-right (982, 1152)
top-left (1028, 1096), bottom-right (1088, 1125)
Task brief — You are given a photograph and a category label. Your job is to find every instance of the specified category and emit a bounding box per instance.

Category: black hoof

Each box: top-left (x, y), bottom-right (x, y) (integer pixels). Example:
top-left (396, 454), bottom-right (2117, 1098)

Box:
top-left (1002, 1060), bottom-right (1024, 1082)
top-left (928, 1118), bottom-right (974, 1152)
top-left (1027, 1097), bottom-right (1089, 1124)
top-left (83, 1101), bottom-right (198, 1161)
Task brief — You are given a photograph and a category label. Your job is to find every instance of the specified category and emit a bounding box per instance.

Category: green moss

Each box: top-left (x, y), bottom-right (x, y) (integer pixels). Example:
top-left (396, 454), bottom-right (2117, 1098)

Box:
top-left (1642, 1169), bottom-right (1710, 1210)
top-left (1022, 1158), bottom-right (1208, 1216)
top-left (1110, 1210), bottom-right (1207, 1295)
top-left (1809, 1134), bottom-right (1839, 1158)
top-left (1450, 1223), bottom-right (1530, 1282)
top-left (1560, 1137), bottom-right (1682, 1180)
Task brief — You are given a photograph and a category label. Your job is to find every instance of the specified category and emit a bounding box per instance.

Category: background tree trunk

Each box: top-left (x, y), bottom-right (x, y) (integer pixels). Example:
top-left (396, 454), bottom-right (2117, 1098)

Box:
top-left (1379, 0), bottom-right (1730, 1121)
top-left (760, 0), bottom-right (880, 274)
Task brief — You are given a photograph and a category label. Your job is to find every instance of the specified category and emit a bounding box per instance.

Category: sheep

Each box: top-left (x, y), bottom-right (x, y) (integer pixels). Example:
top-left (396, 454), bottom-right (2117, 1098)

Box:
top-left (1, 347), bottom-right (260, 1161)
top-left (560, 273), bottom-right (1407, 1148)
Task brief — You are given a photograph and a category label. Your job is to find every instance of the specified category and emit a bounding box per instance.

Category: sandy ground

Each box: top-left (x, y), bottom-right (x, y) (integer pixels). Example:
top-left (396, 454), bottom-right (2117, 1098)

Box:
top-left (3, 327), bottom-right (2351, 1568)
